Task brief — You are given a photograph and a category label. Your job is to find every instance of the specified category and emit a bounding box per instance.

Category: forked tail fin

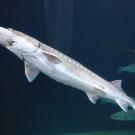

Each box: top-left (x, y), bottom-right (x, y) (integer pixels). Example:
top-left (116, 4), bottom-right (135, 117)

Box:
top-left (116, 97), bottom-right (135, 112)
top-left (115, 99), bottom-right (128, 112)
top-left (129, 97), bottom-right (135, 111)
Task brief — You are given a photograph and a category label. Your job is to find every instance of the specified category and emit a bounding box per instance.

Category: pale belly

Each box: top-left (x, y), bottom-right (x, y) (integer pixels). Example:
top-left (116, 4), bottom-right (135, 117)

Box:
top-left (24, 50), bottom-right (96, 92)
top-left (40, 63), bottom-right (100, 94)
top-left (24, 51), bottom-right (121, 100)
top-left (25, 54), bottom-right (132, 108)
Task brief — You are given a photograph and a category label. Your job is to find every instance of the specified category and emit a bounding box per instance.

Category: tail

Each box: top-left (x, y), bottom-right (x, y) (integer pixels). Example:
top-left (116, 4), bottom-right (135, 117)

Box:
top-left (129, 97), bottom-right (135, 111)
top-left (115, 97), bottom-right (135, 112)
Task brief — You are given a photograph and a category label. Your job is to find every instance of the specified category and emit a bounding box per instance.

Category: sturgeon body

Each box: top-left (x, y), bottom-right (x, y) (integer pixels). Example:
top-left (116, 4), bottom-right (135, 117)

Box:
top-left (0, 26), bottom-right (135, 112)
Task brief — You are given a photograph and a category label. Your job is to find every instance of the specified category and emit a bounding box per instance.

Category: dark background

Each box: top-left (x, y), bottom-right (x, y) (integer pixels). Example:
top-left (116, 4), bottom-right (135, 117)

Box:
top-left (0, 0), bottom-right (135, 135)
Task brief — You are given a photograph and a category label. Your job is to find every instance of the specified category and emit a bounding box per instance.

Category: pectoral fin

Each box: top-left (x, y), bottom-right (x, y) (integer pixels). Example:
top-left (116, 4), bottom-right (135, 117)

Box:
top-left (24, 62), bottom-right (40, 82)
top-left (41, 50), bottom-right (62, 64)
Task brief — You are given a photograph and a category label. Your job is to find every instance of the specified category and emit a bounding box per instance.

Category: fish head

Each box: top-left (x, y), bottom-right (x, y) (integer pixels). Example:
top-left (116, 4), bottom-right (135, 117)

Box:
top-left (0, 27), bottom-right (38, 59)
top-left (0, 27), bottom-right (14, 47)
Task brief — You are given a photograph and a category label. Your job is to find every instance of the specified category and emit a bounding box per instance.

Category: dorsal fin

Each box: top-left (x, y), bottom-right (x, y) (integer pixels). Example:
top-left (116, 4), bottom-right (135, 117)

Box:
top-left (111, 80), bottom-right (125, 93)
top-left (111, 80), bottom-right (122, 89)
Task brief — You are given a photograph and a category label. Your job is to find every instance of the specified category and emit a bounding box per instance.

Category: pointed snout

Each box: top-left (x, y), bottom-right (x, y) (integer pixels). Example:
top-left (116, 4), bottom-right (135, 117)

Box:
top-left (0, 27), bottom-right (14, 46)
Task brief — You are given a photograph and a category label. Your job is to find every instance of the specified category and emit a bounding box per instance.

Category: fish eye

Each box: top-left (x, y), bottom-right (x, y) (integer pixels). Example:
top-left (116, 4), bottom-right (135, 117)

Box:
top-left (8, 40), bottom-right (16, 46)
